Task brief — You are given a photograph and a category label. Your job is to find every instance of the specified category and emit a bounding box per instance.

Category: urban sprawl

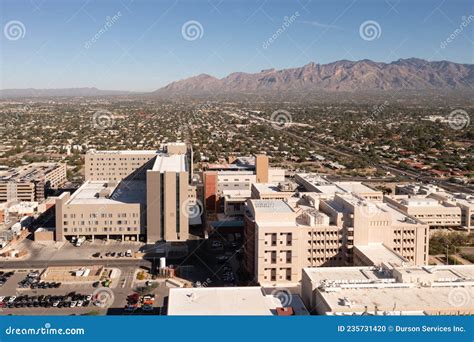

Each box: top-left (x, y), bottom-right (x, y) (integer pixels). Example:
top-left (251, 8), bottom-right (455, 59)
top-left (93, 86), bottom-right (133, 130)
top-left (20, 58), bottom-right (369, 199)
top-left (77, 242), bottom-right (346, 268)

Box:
top-left (0, 98), bottom-right (472, 316)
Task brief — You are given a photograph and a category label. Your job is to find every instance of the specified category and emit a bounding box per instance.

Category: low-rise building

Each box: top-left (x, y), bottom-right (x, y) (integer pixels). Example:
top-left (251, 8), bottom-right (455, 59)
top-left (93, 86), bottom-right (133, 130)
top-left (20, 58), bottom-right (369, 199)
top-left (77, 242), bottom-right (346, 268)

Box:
top-left (167, 287), bottom-right (309, 316)
top-left (301, 265), bottom-right (474, 315)
top-left (203, 155), bottom-right (285, 214)
top-left (0, 162), bottom-right (66, 202)
top-left (295, 173), bottom-right (383, 201)
top-left (384, 195), bottom-right (462, 228)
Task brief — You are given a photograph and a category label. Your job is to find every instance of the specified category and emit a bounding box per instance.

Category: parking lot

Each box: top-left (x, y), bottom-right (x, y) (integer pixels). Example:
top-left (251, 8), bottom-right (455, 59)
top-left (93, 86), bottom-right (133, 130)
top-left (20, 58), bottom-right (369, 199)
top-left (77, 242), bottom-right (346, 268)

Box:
top-left (12, 238), bottom-right (145, 264)
top-left (0, 266), bottom-right (170, 315)
top-left (0, 269), bottom-right (107, 315)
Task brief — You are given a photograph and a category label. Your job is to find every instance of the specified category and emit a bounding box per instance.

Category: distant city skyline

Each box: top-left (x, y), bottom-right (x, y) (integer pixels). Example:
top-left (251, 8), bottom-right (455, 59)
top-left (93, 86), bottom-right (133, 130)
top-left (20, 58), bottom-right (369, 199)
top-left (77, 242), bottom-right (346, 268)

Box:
top-left (1, 0), bottom-right (473, 91)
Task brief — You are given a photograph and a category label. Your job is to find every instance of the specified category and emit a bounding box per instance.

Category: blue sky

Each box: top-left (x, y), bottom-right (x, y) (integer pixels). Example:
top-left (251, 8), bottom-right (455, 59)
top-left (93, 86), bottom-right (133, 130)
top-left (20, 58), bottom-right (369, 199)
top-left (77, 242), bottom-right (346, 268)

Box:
top-left (1, 0), bottom-right (473, 91)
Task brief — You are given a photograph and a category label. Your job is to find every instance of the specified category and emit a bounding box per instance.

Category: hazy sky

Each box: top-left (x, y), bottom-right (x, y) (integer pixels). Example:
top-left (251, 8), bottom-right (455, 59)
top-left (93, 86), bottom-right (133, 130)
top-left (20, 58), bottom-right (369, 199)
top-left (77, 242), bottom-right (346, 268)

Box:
top-left (1, 0), bottom-right (473, 91)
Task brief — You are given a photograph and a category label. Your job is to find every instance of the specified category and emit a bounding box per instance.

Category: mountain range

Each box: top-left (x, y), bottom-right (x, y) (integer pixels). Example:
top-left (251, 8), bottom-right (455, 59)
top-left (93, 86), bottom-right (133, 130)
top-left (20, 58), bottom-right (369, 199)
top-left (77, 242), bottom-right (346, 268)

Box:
top-left (154, 58), bottom-right (474, 96)
top-left (1, 58), bottom-right (473, 98)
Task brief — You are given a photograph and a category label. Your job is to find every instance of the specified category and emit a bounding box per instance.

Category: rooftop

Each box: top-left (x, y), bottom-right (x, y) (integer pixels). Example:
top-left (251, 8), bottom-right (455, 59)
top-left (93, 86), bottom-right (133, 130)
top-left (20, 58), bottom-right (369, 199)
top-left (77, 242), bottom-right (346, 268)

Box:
top-left (0, 162), bottom-right (63, 182)
top-left (251, 199), bottom-right (294, 214)
top-left (86, 149), bottom-right (160, 155)
top-left (319, 284), bottom-right (472, 315)
top-left (67, 180), bottom-right (146, 205)
top-left (355, 243), bottom-right (408, 268)
top-left (151, 154), bottom-right (187, 173)
top-left (167, 287), bottom-right (308, 316)
top-left (295, 173), bottom-right (379, 196)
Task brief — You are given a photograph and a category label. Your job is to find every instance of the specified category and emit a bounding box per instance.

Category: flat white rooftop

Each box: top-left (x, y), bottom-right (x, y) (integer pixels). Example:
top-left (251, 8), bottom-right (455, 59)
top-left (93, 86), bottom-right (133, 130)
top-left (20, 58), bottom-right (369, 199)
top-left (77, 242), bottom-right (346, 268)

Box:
top-left (251, 199), bottom-right (294, 214)
top-left (252, 183), bottom-right (292, 194)
top-left (167, 287), bottom-right (308, 316)
top-left (223, 189), bottom-right (252, 199)
top-left (67, 180), bottom-right (146, 205)
top-left (151, 154), bottom-right (187, 173)
top-left (320, 284), bottom-right (473, 314)
top-left (355, 243), bottom-right (408, 267)
top-left (334, 182), bottom-right (378, 194)
top-left (87, 149), bottom-right (160, 155)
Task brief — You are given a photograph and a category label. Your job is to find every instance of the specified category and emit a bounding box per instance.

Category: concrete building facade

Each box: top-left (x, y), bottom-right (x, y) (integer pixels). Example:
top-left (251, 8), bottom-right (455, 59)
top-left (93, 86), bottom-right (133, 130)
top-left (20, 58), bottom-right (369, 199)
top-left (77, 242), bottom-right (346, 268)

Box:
top-left (56, 143), bottom-right (193, 243)
top-left (0, 163), bottom-right (66, 202)
top-left (244, 190), bottom-right (429, 286)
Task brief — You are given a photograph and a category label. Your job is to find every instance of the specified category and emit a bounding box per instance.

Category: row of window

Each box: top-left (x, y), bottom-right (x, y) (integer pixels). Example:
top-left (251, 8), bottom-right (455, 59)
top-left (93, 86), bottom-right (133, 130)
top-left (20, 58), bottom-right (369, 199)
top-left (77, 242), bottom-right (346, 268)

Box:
top-left (64, 226), bottom-right (139, 233)
top-left (63, 220), bottom-right (138, 226)
top-left (64, 213), bottom-right (139, 219)
top-left (263, 268), bottom-right (292, 281)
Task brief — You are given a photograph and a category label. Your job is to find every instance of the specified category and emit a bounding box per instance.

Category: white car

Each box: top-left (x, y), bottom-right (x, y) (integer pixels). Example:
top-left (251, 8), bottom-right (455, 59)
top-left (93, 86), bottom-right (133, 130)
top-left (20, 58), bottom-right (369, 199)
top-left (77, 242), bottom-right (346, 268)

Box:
top-left (52, 301), bottom-right (59, 307)
top-left (8, 296), bottom-right (16, 303)
top-left (0, 296), bottom-right (5, 302)
top-left (77, 300), bottom-right (83, 307)
top-left (70, 301), bottom-right (77, 308)
top-left (86, 295), bottom-right (92, 301)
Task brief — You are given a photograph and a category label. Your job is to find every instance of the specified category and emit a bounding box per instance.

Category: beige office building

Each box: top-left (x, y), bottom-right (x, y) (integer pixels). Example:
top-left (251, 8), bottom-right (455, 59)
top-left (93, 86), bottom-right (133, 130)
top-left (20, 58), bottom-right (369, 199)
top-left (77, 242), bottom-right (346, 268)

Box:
top-left (244, 191), bottom-right (429, 286)
top-left (0, 163), bottom-right (67, 202)
top-left (85, 150), bottom-right (159, 182)
top-left (55, 180), bottom-right (145, 242)
top-left (384, 195), bottom-right (462, 228)
top-left (56, 143), bottom-right (192, 243)
top-left (146, 153), bottom-right (190, 242)
top-left (395, 183), bottom-right (474, 230)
